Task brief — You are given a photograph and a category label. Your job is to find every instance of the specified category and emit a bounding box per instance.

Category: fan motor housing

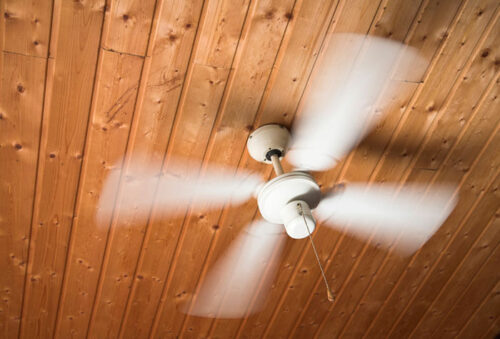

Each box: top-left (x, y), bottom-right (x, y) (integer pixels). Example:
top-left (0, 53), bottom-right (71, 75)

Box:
top-left (257, 172), bottom-right (321, 239)
top-left (247, 124), bottom-right (290, 163)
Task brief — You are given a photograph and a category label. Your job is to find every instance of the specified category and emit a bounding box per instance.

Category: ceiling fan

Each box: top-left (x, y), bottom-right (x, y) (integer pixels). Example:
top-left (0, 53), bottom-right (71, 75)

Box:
top-left (98, 34), bottom-right (457, 319)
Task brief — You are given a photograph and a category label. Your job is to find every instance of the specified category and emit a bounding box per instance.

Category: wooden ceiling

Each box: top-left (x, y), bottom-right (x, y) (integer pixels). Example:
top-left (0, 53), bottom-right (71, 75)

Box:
top-left (1, 0), bottom-right (499, 338)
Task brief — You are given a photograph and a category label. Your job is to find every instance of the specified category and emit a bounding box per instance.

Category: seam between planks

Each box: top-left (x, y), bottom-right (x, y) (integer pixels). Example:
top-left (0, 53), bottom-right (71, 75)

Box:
top-left (362, 121), bottom-right (500, 339)
top-left (112, 0), bottom-right (166, 337)
top-left (16, 0), bottom-right (57, 338)
top-left (479, 306), bottom-right (500, 339)
top-left (51, 4), bottom-right (111, 338)
top-left (1, 50), bottom-right (50, 60)
top-left (405, 72), bottom-right (500, 338)
top-left (233, 1), bottom-right (349, 331)
top-left (340, 70), bottom-right (500, 339)
top-left (143, 0), bottom-right (255, 336)
top-left (429, 214), bottom-right (500, 338)
top-left (382, 10), bottom-right (500, 338)
top-left (311, 0), bottom-right (496, 336)
top-left (350, 0), bottom-right (469, 334)
top-left (286, 0), bottom-right (431, 336)
top-left (176, 0), bottom-right (302, 336)
top-left (90, 0), bottom-right (212, 338)
top-left (84, 0), bottom-right (162, 337)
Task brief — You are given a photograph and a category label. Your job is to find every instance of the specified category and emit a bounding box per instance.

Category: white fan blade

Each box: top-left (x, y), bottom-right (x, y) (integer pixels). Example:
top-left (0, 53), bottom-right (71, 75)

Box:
top-left (287, 34), bottom-right (422, 171)
top-left (97, 158), bottom-right (263, 224)
top-left (183, 220), bottom-right (286, 318)
top-left (316, 184), bottom-right (457, 255)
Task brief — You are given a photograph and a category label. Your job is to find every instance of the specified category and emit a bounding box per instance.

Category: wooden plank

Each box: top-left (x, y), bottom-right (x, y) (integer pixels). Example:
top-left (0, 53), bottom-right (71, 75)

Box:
top-left (458, 280), bottom-right (500, 339)
top-left (313, 1), bottom-right (500, 337)
top-left (397, 0), bottom-right (467, 82)
top-left (57, 4), bottom-right (181, 337)
top-left (53, 50), bottom-right (143, 339)
top-left (147, 0), bottom-right (296, 337)
top-left (409, 210), bottom-right (500, 338)
top-left (185, 0), bottom-right (342, 337)
top-left (362, 135), bottom-right (500, 339)
top-left (19, 1), bottom-right (105, 338)
top-left (233, 1), bottom-right (390, 338)
top-left (382, 22), bottom-right (500, 339)
top-left (358, 14), bottom-right (500, 336)
top-left (290, 86), bottom-right (418, 339)
top-left (389, 173), bottom-right (500, 339)
top-left (109, 1), bottom-right (245, 338)
top-left (406, 15), bottom-right (500, 184)
top-left (288, 3), bottom-right (460, 331)
top-left (340, 102), bottom-right (500, 338)
top-left (0, 52), bottom-right (46, 339)
top-left (386, 81), bottom-right (500, 337)
top-left (373, 0), bottom-right (498, 186)
top-left (1, 0), bottom-right (53, 57)
top-left (341, 0), bottom-right (465, 184)
top-left (265, 1), bottom-right (425, 335)
top-left (431, 243), bottom-right (500, 338)
top-left (101, 0), bottom-right (157, 56)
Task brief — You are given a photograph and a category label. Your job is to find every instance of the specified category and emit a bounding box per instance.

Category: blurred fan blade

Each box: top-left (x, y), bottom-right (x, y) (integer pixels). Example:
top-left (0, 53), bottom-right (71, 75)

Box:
top-left (183, 220), bottom-right (286, 318)
top-left (97, 158), bottom-right (263, 224)
top-left (287, 34), bottom-right (423, 171)
top-left (316, 184), bottom-right (457, 255)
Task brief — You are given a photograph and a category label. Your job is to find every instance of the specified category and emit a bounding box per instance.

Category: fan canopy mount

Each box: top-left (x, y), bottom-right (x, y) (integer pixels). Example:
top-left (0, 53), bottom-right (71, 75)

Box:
top-left (249, 124), bottom-right (321, 239)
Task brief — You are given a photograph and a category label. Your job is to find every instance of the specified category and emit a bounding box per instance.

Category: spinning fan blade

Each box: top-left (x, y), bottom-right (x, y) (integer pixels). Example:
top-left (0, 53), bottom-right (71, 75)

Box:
top-left (183, 220), bottom-right (286, 318)
top-left (316, 184), bottom-right (457, 255)
top-left (97, 158), bottom-right (263, 224)
top-left (287, 34), bottom-right (422, 171)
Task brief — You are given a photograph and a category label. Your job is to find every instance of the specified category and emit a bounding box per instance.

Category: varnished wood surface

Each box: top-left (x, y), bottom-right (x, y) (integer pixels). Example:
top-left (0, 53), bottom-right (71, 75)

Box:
top-left (0, 0), bottom-right (499, 338)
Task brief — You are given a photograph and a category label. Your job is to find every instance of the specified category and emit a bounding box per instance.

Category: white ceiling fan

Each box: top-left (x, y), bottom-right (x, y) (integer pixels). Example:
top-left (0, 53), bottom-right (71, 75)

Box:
top-left (98, 34), bottom-right (457, 319)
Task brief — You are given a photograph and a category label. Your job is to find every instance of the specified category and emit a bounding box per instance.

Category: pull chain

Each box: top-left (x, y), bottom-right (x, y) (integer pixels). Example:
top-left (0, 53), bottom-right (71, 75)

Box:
top-left (298, 203), bottom-right (335, 303)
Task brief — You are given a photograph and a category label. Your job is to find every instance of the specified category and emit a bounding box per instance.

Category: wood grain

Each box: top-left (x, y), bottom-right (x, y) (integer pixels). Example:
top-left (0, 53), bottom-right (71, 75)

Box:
top-left (432, 237), bottom-right (500, 338)
top-left (1, 0), bottom-right (53, 57)
top-left (0, 52), bottom-right (46, 339)
top-left (54, 50), bottom-right (144, 339)
top-left (409, 209), bottom-right (500, 338)
top-left (268, 0), bottom-right (425, 337)
top-left (150, 0), bottom-right (296, 337)
top-left (101, 0), bottom-right (157, 56)
top-left (19, 1), bottom-right (105, 338)
top-left (1, 0), bottom-right (498, 337)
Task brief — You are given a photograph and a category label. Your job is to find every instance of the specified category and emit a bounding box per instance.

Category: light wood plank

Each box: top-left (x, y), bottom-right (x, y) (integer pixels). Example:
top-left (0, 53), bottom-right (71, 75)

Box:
top-left (236, 0), bottom-right (389, 338)
top-left (148, 0), bottom-right (296, 337)
top-left (267, 0), bottom-right (425, 335)
top-left (327, 1), bottom-right (499, 337)
top-left (187, 0), bottom-right (342, 336)
top-left (1, 0), bottom-right (53, 57)
top-left (54, 50), bottom-right (143, 339)
top-left (0, 52), bottom-right (46, 339)
top-left (106, 1), bottom-right (241, 338)
top-left (19, 1), bottom-right (105, 338)
top-left (101, 0), bottom-right (157, 56)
